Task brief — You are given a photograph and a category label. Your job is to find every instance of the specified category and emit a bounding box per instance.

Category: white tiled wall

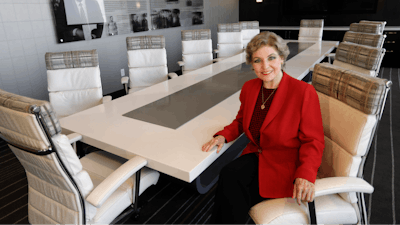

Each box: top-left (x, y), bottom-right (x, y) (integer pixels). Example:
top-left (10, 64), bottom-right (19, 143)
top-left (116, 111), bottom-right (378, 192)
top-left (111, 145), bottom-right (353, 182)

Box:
top-left (0, 0), bottom-right (238, 101)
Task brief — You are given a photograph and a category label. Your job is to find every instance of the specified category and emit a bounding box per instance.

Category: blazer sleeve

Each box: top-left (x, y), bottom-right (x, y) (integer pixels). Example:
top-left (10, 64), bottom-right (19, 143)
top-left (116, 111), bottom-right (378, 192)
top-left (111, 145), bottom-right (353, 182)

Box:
top-left (214, 83), bottom-right (247, 143)
top-left (293, 85), bottom-right (325, 183)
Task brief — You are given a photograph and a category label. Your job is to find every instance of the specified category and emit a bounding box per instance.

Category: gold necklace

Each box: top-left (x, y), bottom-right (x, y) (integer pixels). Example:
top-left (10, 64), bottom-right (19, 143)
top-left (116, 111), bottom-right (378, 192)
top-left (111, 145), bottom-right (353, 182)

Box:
top-left (261, 87), bottom-right (276, 110)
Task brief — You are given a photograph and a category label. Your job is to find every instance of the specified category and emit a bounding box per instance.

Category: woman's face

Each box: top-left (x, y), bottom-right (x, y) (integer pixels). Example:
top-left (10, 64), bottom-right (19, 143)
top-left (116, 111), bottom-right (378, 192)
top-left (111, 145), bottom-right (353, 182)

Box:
top-left (252, 45), bottom-right (284, 87)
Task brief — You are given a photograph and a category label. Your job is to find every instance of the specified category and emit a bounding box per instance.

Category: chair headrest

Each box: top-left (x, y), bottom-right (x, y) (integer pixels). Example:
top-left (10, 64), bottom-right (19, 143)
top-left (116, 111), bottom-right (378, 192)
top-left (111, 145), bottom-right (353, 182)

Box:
top-left (349, 23), bottom-right (381, 34)
top-left (45, 50), bottom-right (98, 70)
top-left (343, 31), bottom-right (384, 48)
top-left (181, 29), bottom-right (211, 41)
top-left (335, 42), bottom-right (384, 70)
top-left (239, 21), bottom-right (259, 30)
top-left (218, 23), bottom-right (241, 32)
top-left (300, 19), bottom-right (324, 28)
top-left (312, 63), bottom-right (388, 115)
top-left (126, 35), bottom-right (165, 50)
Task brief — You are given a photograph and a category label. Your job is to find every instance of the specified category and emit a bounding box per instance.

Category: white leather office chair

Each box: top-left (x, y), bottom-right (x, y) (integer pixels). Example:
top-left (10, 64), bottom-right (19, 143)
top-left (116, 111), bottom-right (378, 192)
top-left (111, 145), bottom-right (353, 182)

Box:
top-left (46, 50), bottom-right (112, 119)
top-left (177, 29), bottom-right (214, 75)
top-left (240, 21), bottom-right (260, 49)
top-left (249, 63), bottom-right (391, 224)
top-left (326, 31), bottom-right (386, 63)
top-left (359, 20), bottom-right (386, 34)
top-left (332, 42), bottom-right (385, 77)
top-left (349, 22), bottom-right (382, 34)
top-left (0, 88), bottom-right (160, 224)
top-left (122, 35), bottom-right (178, 94)
top-left (298, 19), bottom-right (324, 42)
top-left (214, 23), bottom-right (243, 61)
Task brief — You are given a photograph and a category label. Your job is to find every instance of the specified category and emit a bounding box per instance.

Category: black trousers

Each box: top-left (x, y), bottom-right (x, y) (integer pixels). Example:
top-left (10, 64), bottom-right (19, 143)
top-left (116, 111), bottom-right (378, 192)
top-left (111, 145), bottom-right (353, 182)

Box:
top-left (211, 153), bottom-right (268, 224)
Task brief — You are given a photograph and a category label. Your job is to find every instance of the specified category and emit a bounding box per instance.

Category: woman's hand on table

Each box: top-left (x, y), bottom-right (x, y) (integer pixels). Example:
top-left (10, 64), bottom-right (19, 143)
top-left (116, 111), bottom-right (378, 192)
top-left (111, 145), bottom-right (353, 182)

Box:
top-left (293, 177), bottom-right (315, 205)
top-left (202, 135), bottom-right (225, 153)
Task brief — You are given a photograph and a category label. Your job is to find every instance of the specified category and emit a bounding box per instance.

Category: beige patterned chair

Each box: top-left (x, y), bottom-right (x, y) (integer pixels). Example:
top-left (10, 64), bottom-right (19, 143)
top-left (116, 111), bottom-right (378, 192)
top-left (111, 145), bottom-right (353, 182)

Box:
top-left (45, 50), bottom-right (112, 119)
top-left (349, 22), bottom-right (382, 34)
top-left (326, 31), bottom-right (386, 63)
top-left (298, 19), bottom-right (324, 42)
top-left (359, 20), bottom-right (386, 34)
top-left (249, 63), bottom-right (391, 224)
top-left (177, 29), bottom-right (215, 74)
top-left (0, 89), bottom-right (160, 224)
top-left (214, 23), bottom-right (243, 61)
top-left (331, 42), bottom-right (386, 77)
top-left (122, 35), bottom-right (178, 94)
top-left (240, 21), bottom-right (260, 49)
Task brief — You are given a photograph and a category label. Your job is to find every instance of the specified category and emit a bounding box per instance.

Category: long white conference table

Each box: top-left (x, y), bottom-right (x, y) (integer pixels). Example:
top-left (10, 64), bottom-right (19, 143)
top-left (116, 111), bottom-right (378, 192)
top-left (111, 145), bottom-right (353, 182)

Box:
top-left (60, 40), bottom-right (339, 194)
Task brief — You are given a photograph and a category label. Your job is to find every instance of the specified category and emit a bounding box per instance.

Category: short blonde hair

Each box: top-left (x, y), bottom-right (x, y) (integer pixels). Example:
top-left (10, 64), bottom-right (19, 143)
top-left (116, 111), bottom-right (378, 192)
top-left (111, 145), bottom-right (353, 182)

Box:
top-left (245, 31), bottom-right (290, 68)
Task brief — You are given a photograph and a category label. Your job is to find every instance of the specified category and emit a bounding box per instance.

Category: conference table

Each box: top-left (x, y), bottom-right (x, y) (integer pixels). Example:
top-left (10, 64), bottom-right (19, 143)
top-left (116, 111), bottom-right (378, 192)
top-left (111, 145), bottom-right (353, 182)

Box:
top-left (60, 40), bottom-right (339, 194)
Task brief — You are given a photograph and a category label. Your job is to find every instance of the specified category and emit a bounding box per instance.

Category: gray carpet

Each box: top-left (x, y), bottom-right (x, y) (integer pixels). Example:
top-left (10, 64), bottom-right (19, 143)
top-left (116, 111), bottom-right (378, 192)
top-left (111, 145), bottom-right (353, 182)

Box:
top-left (0, 67), bottom-right (399, 224)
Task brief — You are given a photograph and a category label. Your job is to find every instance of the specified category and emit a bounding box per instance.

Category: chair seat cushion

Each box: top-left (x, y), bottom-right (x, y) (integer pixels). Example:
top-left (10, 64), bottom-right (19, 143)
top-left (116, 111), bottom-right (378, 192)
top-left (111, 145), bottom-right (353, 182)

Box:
top-left (127, 49), bottom-right (167, 68)
top-left (333, 60), bottom-right (375, 77)
top-left (182, 39), bottom-right (212, 54)
top-left (218, 43), bottom-right (243, 58)
top-left (182, 53), bottom-right (213, 71)
top-left (81, 151), bottom-right (159, 224)
top-left (218, 32), bottom-right (242, 44)
top-left (128, 66), bottom-right (168, 89)
top-left (249, 194), bottom-right (358, 224)
top-left (49, 88), bottom-right (103, 118)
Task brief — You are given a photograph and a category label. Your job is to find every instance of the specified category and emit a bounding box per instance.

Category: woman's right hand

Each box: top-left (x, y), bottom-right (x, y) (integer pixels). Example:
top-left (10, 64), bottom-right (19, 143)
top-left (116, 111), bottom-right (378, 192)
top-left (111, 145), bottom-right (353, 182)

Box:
top-left (202, 135), bottom-right (226, 153)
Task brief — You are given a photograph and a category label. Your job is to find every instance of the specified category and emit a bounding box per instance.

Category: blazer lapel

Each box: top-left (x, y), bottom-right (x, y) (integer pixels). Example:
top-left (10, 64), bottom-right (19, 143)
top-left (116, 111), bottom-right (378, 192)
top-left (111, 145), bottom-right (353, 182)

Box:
top-left (243, 79), bottom-right (262, 144)
top-left (260, 72), bottom-right (289, 131)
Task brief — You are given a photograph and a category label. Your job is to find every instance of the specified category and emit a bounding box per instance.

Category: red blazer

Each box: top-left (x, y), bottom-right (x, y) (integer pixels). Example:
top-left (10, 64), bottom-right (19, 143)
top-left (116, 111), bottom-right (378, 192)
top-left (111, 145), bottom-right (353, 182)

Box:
top-left (215, 72), bottom-right (325, 198)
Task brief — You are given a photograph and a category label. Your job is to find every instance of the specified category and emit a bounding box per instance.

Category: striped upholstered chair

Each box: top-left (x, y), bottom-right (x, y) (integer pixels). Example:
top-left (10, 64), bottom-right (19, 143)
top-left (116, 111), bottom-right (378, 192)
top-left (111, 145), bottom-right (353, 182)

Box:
top-left (298, 19), bottom-right (324, 42)
top-left (331, 42), bottom-right (386, 77)
top-left (326, 31), bottom-right (386, 63)
top-left (359, 20), bottom-right (386, 34)
top-left (0, 89), bottom-right (160, 224)
top-left (45, 50), bottom-right (111, 119)
top-left (349, 22), bottom-right (382, 35)
top-left (249, 63), bottom-right (391, 224)
top-left (122, 35), bottom-right (178, 94)
top-left (240, 21), bottom-right (260, 49)
top-left (0, 90), bottom-right (159, 224)
top-left (177, 29), bottom-right (215, 75)
top-left (214, 23), bottom-right (243, 61)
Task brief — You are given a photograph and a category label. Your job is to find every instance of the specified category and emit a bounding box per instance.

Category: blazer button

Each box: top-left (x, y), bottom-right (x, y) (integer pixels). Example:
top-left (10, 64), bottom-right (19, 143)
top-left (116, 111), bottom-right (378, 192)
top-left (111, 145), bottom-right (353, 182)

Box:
top-left (258, 149), bottom-right (262, 153)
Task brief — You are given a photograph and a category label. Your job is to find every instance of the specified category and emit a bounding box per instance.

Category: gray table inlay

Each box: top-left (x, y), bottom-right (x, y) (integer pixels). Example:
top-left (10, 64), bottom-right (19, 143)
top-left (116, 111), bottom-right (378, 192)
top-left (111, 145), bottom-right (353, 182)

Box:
top-left (123, 42), bottom-right (313, 129)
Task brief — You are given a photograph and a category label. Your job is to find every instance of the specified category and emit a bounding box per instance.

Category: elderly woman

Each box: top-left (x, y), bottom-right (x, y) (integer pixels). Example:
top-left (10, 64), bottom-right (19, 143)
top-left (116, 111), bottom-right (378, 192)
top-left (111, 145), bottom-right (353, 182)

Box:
top-left (202, 31), bottom-right (325, 224)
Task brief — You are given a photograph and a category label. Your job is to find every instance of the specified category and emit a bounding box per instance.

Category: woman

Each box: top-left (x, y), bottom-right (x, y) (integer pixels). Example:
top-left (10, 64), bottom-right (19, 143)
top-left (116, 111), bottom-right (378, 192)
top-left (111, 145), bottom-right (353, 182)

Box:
top-left (202, 31), bottom-right (325, 224)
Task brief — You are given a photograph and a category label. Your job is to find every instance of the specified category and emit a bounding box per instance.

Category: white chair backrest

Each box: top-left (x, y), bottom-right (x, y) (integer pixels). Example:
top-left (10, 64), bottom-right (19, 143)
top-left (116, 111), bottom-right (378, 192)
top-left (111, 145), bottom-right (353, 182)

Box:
top-left (349, 22), bottom-right (382, 34)
top-left (126, 35), bottom-right (169, 93)
top-left (359, 20), bottom-right (386, 34)
top-left (343, 31), bottom-right (386, 48)
top-left (298, 19), bottom-right (324, 41)
top-left (312, 63), bottom-right (389, 203)
top-left (181, 29), bottom-right (213, 73)
top-left (240, 21), bottom-right (260, 48)
top-left (333, 42), bottom-right (385, 77)
top-left (217, 23), bottom-right (243, 58)
top-left (0, 89), bottom-right (96, 224)
top-left (46, 50), bottom-right (103, 119)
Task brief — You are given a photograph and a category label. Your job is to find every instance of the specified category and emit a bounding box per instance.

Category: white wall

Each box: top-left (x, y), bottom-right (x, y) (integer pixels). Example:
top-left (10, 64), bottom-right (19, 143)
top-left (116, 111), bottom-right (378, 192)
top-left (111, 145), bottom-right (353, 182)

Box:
top-left (0, 0), bottom-right (239, 100)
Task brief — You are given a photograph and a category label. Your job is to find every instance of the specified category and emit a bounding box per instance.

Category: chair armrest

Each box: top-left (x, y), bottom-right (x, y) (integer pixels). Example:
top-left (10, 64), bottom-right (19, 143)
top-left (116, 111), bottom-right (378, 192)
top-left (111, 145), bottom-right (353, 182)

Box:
top-left (66, 133), bottom-right (82, 144)
top-left (315, 177), bottom-right (374, 198)
top-left (168, 72), bottom-right (178, 79)
top-left (86, 156), bottom-right (148, 208)
top-left (177, 61), bottom-right (185, 67)
top-left (102, 96), bottom-right (112, 103)
top-left (325, 53), bottom-right (336, 58)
